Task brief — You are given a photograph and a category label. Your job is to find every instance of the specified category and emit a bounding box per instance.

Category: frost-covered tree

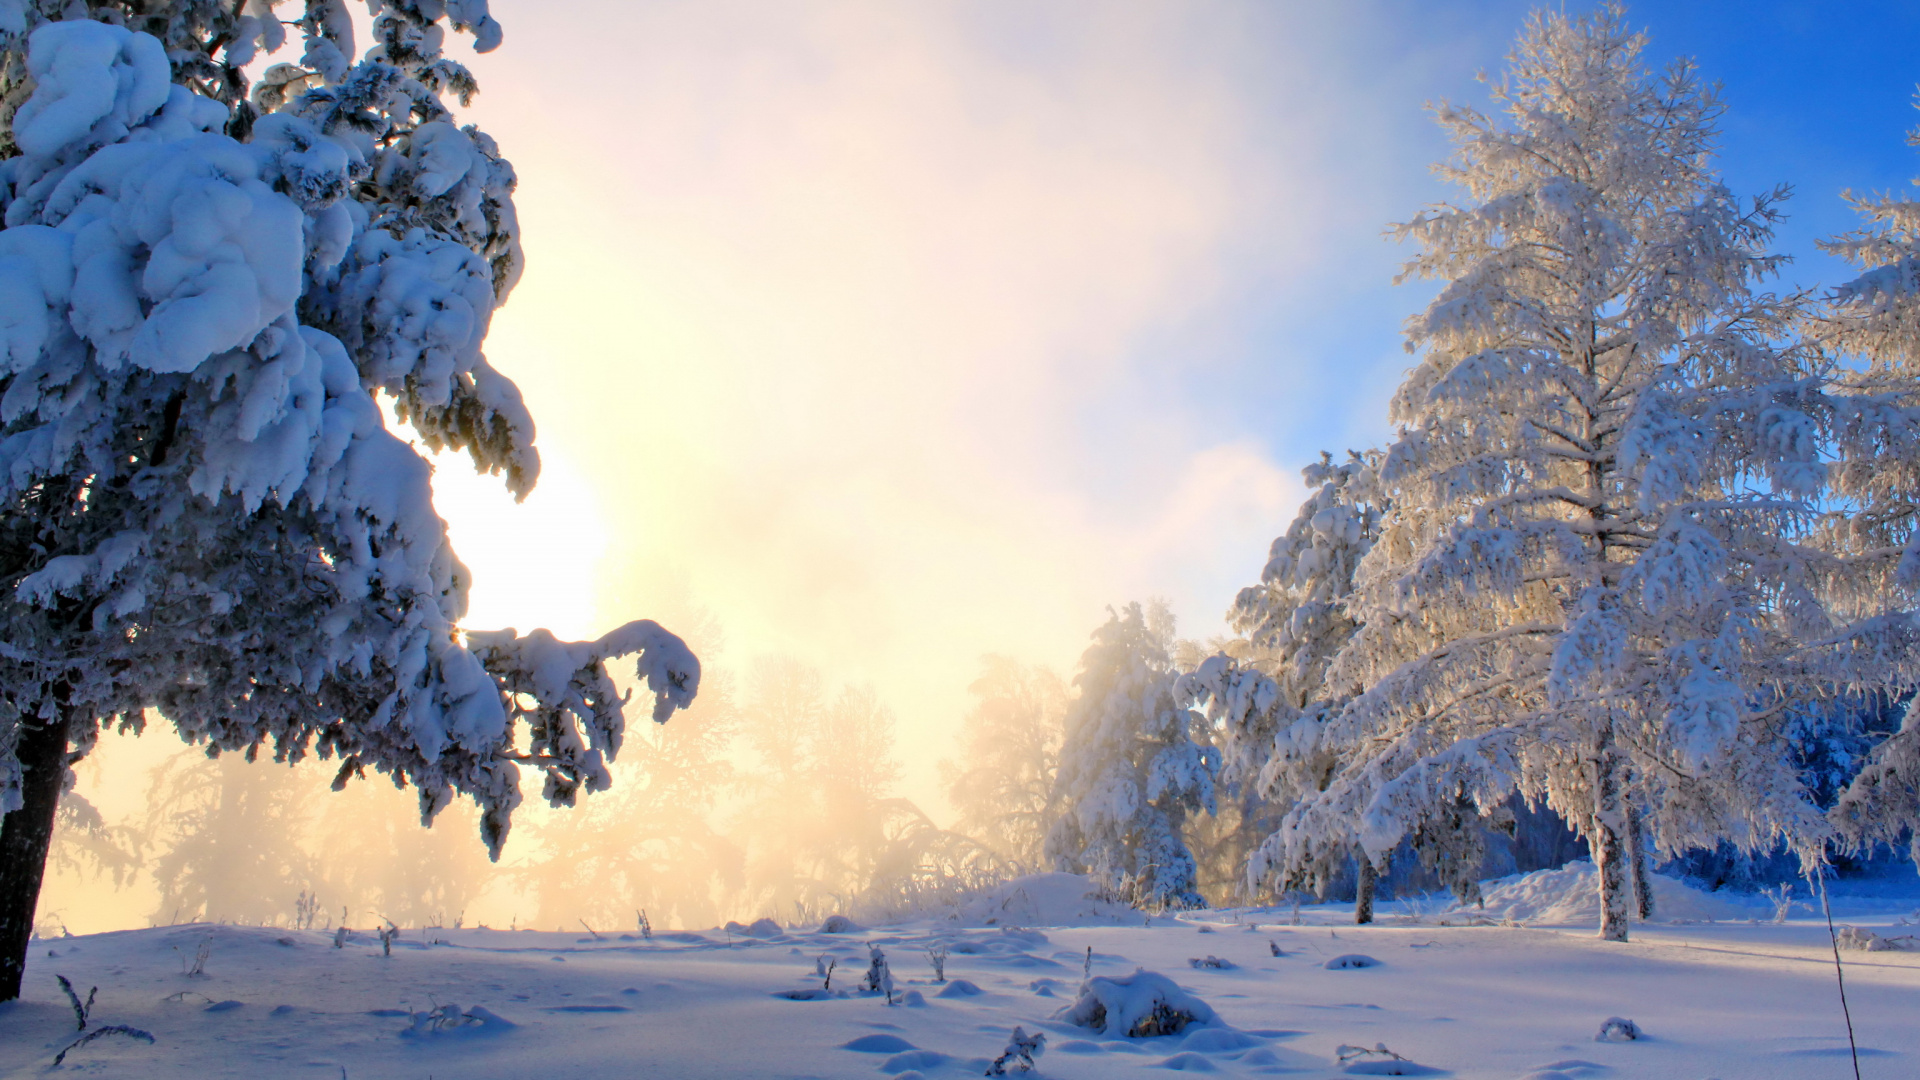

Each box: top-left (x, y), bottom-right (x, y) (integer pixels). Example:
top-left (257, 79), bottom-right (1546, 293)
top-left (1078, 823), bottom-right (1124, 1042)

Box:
top-left (1183, 451), bottom-right (1385, 916)
top-left (1813, 101), bottom-right (1920, 858)
top-left (1045, 601), bottom-right (1214, 910)
top-left (943, 655), bottom-right (1065, 870)
top-left (1279, 7), bottom-right (1909, 942)
top-left (0, 2), bottom-right (699, 998)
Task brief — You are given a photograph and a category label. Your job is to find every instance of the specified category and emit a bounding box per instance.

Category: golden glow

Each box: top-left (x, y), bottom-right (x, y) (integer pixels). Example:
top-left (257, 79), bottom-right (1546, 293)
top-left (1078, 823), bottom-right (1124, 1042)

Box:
top-left (437, 1), bottom-right (1305, 808)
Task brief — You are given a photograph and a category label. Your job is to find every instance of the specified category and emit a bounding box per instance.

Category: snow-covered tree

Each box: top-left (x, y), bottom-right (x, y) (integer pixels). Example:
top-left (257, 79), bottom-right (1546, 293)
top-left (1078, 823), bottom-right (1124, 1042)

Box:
top-left (1184, 451), bottom-right (1385, 915)
top-left (0, 2), bottom-right (699, 999)
top-left (1045, 601), bottom-right (1214, 910)
top-left (1279, 7), bottom-right (1908, 943)
top-left (943, 655), bottom-right (1065, 870)
top-left (1812, 100), bottom-right (1920, 859)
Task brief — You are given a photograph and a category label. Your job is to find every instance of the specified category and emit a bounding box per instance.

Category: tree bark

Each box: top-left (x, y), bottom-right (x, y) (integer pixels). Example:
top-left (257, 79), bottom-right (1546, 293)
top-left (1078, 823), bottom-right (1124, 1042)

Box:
top-left (1354, 847), bottom-right (1376, 925)
top-left (1626, 805), bottom-right (1654, 921)
top-left (0, 712), bottom-right (67, 1001)
top-left (1590, 731), bottom-right (1629, 942)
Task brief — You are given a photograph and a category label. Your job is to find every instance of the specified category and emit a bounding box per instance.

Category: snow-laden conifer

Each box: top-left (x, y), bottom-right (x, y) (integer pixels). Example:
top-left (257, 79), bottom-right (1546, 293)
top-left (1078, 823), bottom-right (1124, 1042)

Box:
top-left (1180, 452), bottom-right (1384, 913)
top-left (1045, 602), bottom-right (1214, 910)
top-left (0, 2), bottom-right (697, 999)
top-left (1812, 96), bottom-right (1920, 859)
top-left (1280, 7), bottom-right (1901, 942)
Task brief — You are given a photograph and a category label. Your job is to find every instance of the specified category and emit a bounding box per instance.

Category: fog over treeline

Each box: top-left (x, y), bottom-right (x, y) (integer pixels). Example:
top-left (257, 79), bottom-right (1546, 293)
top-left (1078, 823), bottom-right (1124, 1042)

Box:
top-left (38, 599), bottom-right (1067, 934)
top-left (39, 597), bottom-right (1584, 936)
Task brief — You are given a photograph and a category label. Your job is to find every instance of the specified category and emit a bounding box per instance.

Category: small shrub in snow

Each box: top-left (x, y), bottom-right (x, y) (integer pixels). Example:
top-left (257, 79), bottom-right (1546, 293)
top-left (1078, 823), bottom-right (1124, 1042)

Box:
top-left (332, 926), bottom-right (348, 949)
top-left (928, 944), bottom-right (950, 982)
top-left (1834, 926), bottom-right (1910, 952)
top-left (1337, 1042), bottom-right (1434, 1075)
top-left (985, 1026), bottom-right (1047, 1075)
top-left (402, 1002), bottom-right (512, 1036)
top-left (637, 910), bottom-right (653, 940)
top-left (378, 923), bottom-right (398, 957)
top-left (1188, 955), bottom-right (1234, 970)
top-left (1759, 885), bottom-right (1796, 924)
top-left (1595, 1017), bottom-right (1642, 1042)
top-left (1338, 1043), bottom-right (1410, 1065)
top-left (1269, 940), bottom-right (1285, 957)
top-left (1324, 954), bottom-right (1381, 970)
top-left (175, 934), bottom-right (212, 976)
top-left (865, 944), bottom-right (896, 1003)
top-left (1057, 969), bottom-right (1218, 1038)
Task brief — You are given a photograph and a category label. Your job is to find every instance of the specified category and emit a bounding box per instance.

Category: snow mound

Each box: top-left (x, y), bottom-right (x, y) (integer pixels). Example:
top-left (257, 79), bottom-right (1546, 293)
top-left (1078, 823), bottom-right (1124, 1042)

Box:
top-left (1324, 954), bottom-right (1381, 970)
top-left (942, 873), bottom-right (1142, 927)
top-left (1056, 969), bottom-right (1219, 1038)
top-left (1464, 861), bottom-right (1752, 925)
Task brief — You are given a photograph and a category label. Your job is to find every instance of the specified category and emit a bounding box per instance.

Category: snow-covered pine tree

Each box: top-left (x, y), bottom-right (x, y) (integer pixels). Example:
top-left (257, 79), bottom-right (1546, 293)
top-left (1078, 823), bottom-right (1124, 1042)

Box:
top-left (0, 2), bottom-right (700, 999)
top-left (1287, 7), bottom-right (1885, 943)
top-left (1180, 451), bottom-right (1386, 918)
top-left (1045, 601), bottom-right (1214, 910)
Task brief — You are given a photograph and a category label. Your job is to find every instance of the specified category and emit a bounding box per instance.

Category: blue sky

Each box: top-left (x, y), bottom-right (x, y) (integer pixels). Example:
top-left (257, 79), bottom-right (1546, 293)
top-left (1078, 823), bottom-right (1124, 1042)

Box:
top-left (1106, 0), bottom-right (1920, 488)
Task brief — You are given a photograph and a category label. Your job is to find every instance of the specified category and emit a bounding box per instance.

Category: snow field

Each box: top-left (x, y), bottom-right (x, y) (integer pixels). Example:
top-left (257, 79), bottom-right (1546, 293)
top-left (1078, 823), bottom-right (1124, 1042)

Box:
top-left (4, 898), bottom-right (1920, 1079)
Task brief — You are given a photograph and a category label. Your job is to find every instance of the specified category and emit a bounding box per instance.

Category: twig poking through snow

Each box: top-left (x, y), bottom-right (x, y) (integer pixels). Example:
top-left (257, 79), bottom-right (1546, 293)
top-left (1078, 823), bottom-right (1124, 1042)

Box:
top-left (928, 944), bottom-right (949, 983)
top-left (55, 975), bottom-right (96, 1031)
top-left (1337, 1042), bottom-right (1410, 1064)
top-left (174, 934), bottom-right (212, 976)
top-left (52, 1025), bottom-right (155, 1066)
top-left (1819, 871), bottom-right (1863, 1080)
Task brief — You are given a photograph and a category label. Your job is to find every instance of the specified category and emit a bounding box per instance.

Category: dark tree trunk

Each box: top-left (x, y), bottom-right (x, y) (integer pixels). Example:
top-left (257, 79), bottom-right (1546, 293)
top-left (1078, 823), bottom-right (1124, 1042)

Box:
top-left (0, 713), bottom-right (67, 1001)
top-left (1354, 847), bottom-right (1376, 925)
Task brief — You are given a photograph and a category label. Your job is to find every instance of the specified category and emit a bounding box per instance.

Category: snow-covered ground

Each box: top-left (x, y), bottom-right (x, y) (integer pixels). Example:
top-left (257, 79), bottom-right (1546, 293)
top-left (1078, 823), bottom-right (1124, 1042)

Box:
top-left (5, 870), bottom-right (1919, 1079)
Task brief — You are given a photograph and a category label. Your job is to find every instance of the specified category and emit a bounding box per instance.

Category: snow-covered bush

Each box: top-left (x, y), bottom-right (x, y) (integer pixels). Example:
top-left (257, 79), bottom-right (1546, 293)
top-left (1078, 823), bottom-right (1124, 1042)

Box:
top-left (1056, 968), bottom-right (1217, 1038)
top-left (985, 1026), bottom-right (1046, 1075)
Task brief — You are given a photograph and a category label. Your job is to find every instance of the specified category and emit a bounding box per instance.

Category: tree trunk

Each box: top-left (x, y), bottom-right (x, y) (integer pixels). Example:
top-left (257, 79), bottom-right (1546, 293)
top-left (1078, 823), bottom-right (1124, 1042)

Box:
top-left (1354, 847), bottom-right (1376, 925)
top-left (1590, 732), bottom-right (1629, 943)
top-left (1626, 805), bottom-right (1654, 921)
top-left (0, 712), bottom-right (68, 1001)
